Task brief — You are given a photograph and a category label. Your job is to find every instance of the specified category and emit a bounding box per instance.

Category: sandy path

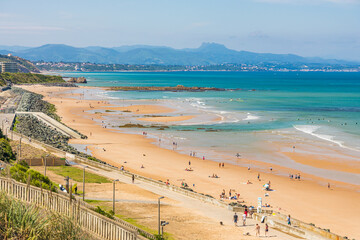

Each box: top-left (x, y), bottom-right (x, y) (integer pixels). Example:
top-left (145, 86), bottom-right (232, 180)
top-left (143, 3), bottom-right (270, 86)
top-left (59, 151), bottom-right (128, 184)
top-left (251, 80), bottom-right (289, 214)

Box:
top-left (20, 85), bottom-right (360, 239)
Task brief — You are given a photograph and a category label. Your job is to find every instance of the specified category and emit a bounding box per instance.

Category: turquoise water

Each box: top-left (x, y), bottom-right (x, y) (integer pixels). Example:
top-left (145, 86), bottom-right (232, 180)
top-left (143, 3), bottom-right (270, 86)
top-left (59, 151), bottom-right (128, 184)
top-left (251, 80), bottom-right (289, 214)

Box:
top-left (61, 71), bottom-right (360, 184)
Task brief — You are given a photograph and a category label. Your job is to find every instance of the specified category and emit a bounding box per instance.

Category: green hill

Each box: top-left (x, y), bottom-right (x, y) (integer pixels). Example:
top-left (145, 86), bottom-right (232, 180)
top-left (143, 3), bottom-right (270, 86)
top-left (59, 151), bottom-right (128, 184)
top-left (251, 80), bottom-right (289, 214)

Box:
top-left (0, 72), bottom-right (64, 86)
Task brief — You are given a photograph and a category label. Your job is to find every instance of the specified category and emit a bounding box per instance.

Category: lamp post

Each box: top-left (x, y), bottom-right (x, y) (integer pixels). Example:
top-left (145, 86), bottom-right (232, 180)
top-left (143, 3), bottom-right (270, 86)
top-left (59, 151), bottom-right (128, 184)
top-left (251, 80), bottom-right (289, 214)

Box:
top-left (158, 196), bottom-right (164, 235)
top-left (113, 179), bottom-right (119, 214)
top-left (44, 154), bottom-right (50, 176)
top-left (83, 166), bottom-right (88, 201)
top-left (19, 137), bottom-right (22, 162)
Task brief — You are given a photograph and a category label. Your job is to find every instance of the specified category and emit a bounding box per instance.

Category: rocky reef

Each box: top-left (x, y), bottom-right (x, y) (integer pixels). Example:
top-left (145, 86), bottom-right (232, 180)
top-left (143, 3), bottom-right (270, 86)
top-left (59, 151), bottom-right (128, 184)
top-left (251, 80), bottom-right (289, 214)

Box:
top-left (67, 77), bottom-right (87, 83)
top-left (106, 85), bottom-right (236, 92)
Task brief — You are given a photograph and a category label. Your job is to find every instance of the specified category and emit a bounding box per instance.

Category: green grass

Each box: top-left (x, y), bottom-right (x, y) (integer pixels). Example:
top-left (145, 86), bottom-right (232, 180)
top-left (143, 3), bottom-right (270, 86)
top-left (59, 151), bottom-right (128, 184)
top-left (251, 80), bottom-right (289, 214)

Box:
top-left (86, 201), bottom-right (174, 240)
top-left (48, 166), bottom-right (111, 183)
top-left (84, 199), bottom-right (106, 204)
top-left (115, 214), bottom-right (174, 240)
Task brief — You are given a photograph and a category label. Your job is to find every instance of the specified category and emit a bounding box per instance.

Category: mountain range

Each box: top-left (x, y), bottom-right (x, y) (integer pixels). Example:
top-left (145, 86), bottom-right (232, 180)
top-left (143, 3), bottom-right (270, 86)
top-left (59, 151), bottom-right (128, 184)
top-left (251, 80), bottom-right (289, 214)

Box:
top-left (0, 43), bottom-right (357, 66)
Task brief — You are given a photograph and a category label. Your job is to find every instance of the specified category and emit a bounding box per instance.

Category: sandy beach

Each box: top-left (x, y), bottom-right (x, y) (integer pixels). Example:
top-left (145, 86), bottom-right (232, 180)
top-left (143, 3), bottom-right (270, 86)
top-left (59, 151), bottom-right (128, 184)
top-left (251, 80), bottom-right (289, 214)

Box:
top-left (20, 85), bottom-right (360, 239)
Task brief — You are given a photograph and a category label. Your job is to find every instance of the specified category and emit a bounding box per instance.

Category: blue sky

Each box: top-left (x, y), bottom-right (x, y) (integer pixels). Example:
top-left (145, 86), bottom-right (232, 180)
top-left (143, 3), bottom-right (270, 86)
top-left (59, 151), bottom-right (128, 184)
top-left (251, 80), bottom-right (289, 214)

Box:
top-left (0, 0), bottom-right (359, 61)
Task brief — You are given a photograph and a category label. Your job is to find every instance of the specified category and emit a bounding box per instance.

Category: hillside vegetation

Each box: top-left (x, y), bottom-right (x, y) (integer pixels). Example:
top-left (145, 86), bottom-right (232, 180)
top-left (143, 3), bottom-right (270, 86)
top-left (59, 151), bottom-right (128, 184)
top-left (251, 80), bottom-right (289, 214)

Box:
top-left (0, 72), bottom-right (64, 86)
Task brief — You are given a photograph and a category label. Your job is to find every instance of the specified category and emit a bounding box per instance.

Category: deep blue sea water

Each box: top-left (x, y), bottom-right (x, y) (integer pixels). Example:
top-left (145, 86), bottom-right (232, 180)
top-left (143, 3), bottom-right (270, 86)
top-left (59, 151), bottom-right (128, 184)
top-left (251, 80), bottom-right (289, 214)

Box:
top-left (60, 71), bottom-right (360, 184)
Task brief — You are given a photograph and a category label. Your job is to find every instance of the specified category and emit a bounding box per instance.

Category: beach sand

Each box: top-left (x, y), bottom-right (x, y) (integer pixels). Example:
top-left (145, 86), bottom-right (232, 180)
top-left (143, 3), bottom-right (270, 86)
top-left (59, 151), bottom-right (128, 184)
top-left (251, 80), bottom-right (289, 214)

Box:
top-left (20, 85), bottom-right (360, 239)
top-left (101, 104), bottom-right (174, 114)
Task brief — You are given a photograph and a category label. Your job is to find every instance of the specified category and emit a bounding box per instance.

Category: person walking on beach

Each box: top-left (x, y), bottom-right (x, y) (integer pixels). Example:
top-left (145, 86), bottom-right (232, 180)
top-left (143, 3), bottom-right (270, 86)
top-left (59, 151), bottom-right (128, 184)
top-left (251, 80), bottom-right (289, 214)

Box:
top-left (233, 213), bottom-right (238, 226)
top-left (222, 163), bottom-right (224, 168)
top-left (255, 224), bottom-right (260, 236)
top-left (257, 173), bottom-right (260, 181)
top-left (189, 160), bottom-right (191, 166)
top-left (328, 182), bottom-right (331, 189)
top-left (132, 174), bottom-right (135, 184)
top-left (265, 223), bottom-right (269, 236)
top-left (242, 213), bottom-right (247, 226)
top-left (287, 215), bottom-right (291, 226)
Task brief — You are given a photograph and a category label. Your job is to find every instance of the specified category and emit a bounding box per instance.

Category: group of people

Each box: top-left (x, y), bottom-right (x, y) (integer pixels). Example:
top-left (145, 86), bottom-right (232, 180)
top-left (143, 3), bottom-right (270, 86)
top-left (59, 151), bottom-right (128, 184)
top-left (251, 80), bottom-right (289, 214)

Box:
top-left (289, 173), bottom-right (301, 180)
top-left (189, 151), bottom-right (196, 157)
top-left (181, 181), bottom-right (189, 188)
top-left (218, 162), bottom-right (225, 168)
top-left (220, 189), bottom-right (240, 200)
top-left (209, 173), bottom-right (219, 178)
top-left (233, 207), bottom-right (268, 236)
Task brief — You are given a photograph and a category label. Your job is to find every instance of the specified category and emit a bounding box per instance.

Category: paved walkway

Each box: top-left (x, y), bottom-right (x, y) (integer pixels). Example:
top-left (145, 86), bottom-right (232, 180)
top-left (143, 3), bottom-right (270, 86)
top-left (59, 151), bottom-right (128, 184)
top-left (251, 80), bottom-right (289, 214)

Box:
top-left (0, 113), bottom-right (15, 134)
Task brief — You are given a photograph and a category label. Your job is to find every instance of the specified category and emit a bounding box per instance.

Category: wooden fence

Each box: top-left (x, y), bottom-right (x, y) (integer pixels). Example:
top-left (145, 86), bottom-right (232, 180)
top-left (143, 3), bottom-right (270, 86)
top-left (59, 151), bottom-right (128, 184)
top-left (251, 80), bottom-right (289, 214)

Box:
top-left (0, 177), bottom-right (151, 240)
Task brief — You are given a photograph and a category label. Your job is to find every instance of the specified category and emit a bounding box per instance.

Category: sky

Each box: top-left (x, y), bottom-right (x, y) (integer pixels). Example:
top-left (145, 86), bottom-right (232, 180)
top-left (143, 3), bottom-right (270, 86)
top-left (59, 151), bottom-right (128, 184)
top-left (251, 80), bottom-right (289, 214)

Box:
top-left (0, 0), bottom-right (360, 61)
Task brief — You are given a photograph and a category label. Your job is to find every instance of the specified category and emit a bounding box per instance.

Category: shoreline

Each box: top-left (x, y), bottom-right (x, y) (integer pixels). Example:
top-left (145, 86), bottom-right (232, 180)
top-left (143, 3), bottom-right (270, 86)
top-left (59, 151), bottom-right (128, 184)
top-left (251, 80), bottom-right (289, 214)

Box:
top-left (19, 84), bottom-right (360, 239)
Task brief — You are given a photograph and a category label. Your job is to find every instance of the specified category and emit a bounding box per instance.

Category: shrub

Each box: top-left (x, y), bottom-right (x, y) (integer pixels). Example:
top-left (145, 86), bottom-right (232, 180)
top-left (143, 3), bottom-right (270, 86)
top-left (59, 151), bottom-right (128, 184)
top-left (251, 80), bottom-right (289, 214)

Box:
top-left (94, 206), bottom-right (114, 219)
top-left (10, 163), bottom-right (57, 192)
top-left (0, 138), bottom-right (15, 162)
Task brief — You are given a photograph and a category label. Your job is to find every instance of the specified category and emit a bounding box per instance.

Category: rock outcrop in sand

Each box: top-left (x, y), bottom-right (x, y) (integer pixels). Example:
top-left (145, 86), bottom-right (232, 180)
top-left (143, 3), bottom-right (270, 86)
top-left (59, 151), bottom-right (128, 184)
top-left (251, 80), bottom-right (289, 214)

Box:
top-left (68, 77), bottom-right (87, 83)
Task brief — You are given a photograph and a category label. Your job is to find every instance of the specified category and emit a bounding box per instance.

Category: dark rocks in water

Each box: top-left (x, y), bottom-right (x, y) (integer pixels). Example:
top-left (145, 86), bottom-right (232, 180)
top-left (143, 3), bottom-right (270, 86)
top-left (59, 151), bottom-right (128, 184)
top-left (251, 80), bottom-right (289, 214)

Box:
top-left (117, 123), bottom-right (169, 129)
top-left (107, 85), bottom-right (238, 92)
top-left (68, 77), bottom-right (87, 83)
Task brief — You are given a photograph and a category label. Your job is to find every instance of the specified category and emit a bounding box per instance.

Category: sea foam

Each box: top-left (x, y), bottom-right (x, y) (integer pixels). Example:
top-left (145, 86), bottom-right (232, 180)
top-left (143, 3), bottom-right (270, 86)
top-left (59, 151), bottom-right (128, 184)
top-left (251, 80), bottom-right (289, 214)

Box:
top-left (293, 125), bottom-right (359, 152)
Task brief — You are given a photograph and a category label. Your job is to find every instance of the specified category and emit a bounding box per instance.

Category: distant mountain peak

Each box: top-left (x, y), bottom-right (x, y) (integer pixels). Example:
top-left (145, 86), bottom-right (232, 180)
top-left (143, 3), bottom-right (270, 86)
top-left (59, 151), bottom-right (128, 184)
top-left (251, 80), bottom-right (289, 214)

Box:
top-left (199, 42), bottom-right (227, 49)
top-left (197, 42), bottom-right (231, 53)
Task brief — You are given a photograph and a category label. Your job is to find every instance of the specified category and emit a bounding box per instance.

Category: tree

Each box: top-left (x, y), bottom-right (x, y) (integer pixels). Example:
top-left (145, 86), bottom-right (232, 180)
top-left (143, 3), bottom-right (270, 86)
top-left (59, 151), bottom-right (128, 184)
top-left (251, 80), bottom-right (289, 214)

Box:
top-left (0, 138), bottom-right (15, 162)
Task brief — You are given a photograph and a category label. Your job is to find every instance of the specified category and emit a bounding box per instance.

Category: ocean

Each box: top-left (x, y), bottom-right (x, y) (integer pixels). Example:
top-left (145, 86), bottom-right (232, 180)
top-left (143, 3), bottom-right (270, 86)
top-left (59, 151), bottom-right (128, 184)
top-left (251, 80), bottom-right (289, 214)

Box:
top-left (60, 71), bottom-right (360, 184)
